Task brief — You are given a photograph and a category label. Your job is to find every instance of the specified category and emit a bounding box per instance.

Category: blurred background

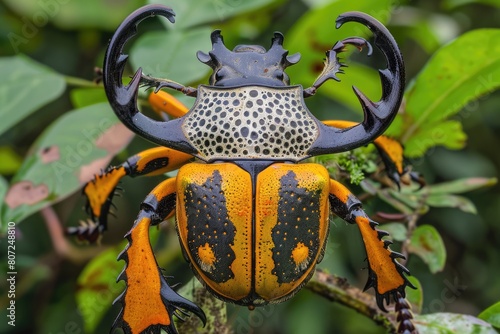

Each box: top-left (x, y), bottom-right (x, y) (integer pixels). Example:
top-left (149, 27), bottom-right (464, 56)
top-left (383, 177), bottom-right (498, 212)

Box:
top-left (0, 0), bottom-right (499, 333)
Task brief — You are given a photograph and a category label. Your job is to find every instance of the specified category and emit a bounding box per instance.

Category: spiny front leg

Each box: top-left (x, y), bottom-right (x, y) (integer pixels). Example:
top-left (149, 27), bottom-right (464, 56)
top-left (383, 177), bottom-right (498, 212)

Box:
top-left (322, 120), bottom-right (425, 188)
top-left (113, 177), bottom-right (206, 334)
top-left (328, 179), bottom-right (413, 311)
top-left (303, 37), bottom-right (371, 98)
top-left (67, 147), bottom-right (192, 243)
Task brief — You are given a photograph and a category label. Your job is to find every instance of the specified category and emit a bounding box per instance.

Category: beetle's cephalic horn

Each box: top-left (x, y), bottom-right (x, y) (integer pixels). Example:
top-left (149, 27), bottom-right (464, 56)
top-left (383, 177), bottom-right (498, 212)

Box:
top-left (103, 4), bottom-right (196, 154)
top-left (269, 32), bottom-right (301, 67)
top-left (210, 30), bottom-right (231, 54)
top-left (196, 30), bottom-right (233, 67)
top-left (308, 12), bottom-right (405, 155)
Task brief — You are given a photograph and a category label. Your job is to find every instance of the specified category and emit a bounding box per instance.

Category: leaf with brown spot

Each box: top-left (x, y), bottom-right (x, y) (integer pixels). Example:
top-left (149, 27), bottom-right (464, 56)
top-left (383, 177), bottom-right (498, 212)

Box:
top-left (4, 181), bottom-right (49, 208)
top-left (40, 146), bottom-right (60, 164)
top-left (408, 224), bottom-right (446, 274)
top-left (1, 103), bottom-right (133, 228)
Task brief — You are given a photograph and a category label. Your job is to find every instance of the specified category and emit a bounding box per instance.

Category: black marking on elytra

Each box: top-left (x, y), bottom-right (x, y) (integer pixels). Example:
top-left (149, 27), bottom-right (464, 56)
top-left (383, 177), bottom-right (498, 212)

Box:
top-left (184, 170), bottom-right (236, 283)
top-left (271, 171), bottom-right (321, 284)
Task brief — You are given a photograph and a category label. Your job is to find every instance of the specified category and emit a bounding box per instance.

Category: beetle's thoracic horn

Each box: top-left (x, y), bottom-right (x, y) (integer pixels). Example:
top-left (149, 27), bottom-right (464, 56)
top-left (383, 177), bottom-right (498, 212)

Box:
top-left (308, 11), bottom-right (405, 155)
top-left (103, 4), bottom-right (196, 154)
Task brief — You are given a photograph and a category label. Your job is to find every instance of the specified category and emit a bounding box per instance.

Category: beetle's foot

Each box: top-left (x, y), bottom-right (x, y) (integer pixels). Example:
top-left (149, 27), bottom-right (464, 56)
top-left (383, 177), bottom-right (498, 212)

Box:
top-left (66, 167), bottom-right (126, 243)
top-left (304, 37), bottom-right (372, 97)
top-left (373, 136), bottom-right (426, 190)
top-left (66, 219), bottom-right (104, 244)
top-left (395, 292), bottom-right (418, 334)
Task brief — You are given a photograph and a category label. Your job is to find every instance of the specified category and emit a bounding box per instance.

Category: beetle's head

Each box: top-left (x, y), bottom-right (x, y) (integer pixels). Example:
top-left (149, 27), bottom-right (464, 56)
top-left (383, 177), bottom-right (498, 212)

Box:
top-left (197, 30), bottom-right (301, 87)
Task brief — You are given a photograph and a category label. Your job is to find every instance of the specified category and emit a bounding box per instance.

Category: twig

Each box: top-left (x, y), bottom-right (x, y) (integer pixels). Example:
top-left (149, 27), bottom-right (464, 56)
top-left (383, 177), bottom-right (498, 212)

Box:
top-left (306, 269), bottom-right (397, 332)
top-left (399, 189), bottom-right (429, 266)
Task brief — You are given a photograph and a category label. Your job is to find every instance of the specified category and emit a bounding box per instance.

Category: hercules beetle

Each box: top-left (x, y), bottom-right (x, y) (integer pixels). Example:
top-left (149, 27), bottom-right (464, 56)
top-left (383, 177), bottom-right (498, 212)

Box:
top-left (70, 4), bottom-right (419, 334)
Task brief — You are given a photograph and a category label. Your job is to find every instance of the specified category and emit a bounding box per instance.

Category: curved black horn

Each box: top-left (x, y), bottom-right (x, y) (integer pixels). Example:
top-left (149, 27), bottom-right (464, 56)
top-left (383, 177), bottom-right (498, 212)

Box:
top-left (308, 11), bottom-right (405, 155)
top-left (103, 5), bottom-right (196, 154)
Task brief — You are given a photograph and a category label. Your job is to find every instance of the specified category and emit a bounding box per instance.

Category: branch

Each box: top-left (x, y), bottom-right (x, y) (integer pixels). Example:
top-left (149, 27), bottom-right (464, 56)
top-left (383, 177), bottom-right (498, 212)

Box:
top-left (306, 269), bottom-right (398, 333)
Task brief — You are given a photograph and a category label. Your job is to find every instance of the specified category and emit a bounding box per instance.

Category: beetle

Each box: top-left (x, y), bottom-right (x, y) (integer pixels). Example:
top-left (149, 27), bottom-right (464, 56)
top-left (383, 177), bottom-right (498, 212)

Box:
top-left (68, 4), bottom-right (419, 334)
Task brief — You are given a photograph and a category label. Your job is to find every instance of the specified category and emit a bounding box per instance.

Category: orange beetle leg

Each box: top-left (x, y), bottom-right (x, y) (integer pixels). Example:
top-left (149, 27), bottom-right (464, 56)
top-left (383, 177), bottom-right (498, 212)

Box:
top-left (323, 120), bottom-right (424, 188)
top-left (148, 90), bottom-right (189, 120)
top-left (67, 147), bottom-right (192, 242)
top-left (113, 178), bottom-right (206, 334)
top-left (329, 178), bottom-right (413, 311)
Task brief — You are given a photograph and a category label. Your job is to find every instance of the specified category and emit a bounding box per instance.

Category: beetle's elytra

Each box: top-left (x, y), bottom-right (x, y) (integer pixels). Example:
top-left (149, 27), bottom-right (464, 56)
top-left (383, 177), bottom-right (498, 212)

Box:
top-left (68, 4), bottom-right (419, 334)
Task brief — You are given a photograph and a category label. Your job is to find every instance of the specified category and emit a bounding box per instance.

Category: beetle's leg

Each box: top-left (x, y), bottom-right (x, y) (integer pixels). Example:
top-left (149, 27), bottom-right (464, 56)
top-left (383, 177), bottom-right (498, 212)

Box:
top-left (112, 177), bottom-right (206, 334)
top-left (148, 90), bottom-right (189, 120)
top-left (328, 178), bottom-right (413, 311)
top-left (140, 73), bottom-right (197, 97)
top-left (323, 120), bottom-right (425, 188)
top-left (304, 37), bottom-right (372, 98)
top-left (67, 147), bottom-right (193, 243)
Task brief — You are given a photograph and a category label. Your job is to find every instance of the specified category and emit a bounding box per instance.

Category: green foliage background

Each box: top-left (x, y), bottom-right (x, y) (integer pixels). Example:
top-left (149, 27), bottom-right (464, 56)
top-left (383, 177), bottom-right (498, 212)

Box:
top-left (0, 0), bottom-right (500, 333)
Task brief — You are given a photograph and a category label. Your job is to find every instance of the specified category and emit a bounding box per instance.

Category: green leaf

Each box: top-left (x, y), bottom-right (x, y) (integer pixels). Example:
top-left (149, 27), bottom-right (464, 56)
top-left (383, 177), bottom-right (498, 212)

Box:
top-left (394, 29), bottom-right (500, 155)
top-left (427, 177), bottom-right (497, 195)
top-left (380, 222), bottom-right (407, 242)
top-left (393, 19), bottom-right (442, 54)
top-left (1, 103), bottom-right (134, 227)
top-left (70, 88), bottom-right (108, 108)
top-left (0, 176), bottom-right (8, 228)
top-left (405, 276), bottom-right (423, 314)
top-left (76, 245), bottom-right (125, 333)
top-left (414, 313), bottom-right (498, 334)
top-left (426, 193), bottom-right (477, 214)
top-left (0, 55), bottom-right (66, 136)
top-left (130, 27), bottom-right (213, 85)
top-left (479, 301), bottom-right (500, 329)
top-left (150, 0), bottom-right (281, 30)
top-left (3, 0), bottom-right (145, 30)
top-left (0, 146), bottom-right (22, 175)
top-left (285, 0), bottom-right (393, 112)
top-left (408, 224), bottom-right (446, 273)
top-left (443, 0), bottom-right (500, 9)
top-left (403, 120), bottom-right (467, 158)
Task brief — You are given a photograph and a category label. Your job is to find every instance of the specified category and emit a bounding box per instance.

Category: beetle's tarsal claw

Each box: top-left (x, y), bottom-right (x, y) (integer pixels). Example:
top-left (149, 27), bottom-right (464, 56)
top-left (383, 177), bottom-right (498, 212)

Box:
top-left (395, 292), bottom-right (417, 334)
